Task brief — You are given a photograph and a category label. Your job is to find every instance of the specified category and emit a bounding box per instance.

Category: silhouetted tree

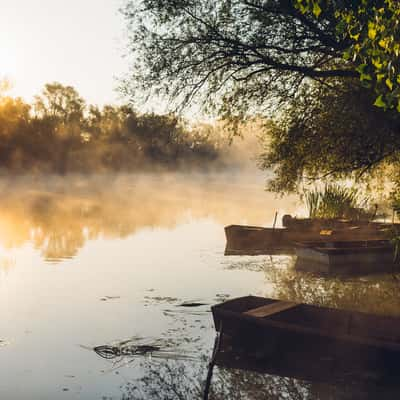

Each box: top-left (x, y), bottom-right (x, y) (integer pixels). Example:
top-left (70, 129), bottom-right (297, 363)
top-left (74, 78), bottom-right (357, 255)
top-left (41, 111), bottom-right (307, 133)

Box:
top-left (121, 0), bottom-right (356, 118)
top-left (0, 82), bottom-right (223, 173)
top-left (34, 82), bottom-right (86, 124)
top-left (121, 1), bottom-right (400, 192)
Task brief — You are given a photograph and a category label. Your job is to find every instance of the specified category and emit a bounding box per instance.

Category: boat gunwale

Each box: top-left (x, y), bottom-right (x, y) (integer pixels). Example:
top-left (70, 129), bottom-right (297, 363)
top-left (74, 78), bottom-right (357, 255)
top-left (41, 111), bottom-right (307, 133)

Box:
top-left (225, 225), bottom-right (287, 231)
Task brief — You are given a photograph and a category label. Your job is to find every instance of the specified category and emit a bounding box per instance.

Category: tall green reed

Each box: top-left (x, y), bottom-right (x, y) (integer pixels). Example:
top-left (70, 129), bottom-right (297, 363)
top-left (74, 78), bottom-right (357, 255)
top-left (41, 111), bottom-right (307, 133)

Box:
top-left (304, 184), bottom-right (369, 219)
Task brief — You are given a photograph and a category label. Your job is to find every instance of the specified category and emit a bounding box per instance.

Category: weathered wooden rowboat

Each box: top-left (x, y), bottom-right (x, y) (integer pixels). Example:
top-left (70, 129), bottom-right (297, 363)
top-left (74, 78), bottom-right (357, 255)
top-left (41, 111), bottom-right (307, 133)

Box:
top-left (295, 239), bottom-right (396, 274)
top-left (212, 296), bottom-right (400, 374)
top-left (225, 220), bottom-right (397, 255)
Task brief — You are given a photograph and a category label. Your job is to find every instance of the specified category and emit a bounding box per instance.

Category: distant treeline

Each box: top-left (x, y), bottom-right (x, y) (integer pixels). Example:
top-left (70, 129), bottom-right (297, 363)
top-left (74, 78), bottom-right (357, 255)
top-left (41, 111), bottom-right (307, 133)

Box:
top-left (0, 82), bottom-right (228, 173)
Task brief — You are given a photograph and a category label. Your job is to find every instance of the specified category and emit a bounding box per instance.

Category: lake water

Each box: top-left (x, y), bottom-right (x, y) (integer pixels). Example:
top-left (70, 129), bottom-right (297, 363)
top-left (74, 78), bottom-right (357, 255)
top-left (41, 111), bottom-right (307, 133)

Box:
top-left (1, 171), bottom-right (400, 399)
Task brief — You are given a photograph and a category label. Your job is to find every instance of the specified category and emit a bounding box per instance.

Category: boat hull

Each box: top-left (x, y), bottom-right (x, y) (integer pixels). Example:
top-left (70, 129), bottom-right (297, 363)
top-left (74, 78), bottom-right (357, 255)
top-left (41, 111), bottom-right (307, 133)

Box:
top-left (224, 222), bottom-right (395, 256)
top-left (295, 240), bottom-right (396, 274)
top-left (212, 296), bottom-right (400, 370)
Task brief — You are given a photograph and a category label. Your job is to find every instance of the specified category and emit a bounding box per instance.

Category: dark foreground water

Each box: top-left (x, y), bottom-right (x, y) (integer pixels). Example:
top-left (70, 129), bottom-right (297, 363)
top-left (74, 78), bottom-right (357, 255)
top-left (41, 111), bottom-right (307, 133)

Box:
top-left (0, 172), bottom-right (399, 400)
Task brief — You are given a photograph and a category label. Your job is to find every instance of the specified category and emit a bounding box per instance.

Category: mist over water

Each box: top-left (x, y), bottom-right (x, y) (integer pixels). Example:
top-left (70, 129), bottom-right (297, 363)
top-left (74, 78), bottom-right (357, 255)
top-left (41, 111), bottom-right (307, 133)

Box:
top-left (0, 170), bottom-right (298, 262)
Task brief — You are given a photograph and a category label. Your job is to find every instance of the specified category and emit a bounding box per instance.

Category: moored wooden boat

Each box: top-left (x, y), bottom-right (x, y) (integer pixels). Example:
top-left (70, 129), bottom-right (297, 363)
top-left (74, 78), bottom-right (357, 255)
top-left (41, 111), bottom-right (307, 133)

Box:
top-left (224, 225), bottom-right (295, 255)
top-left (212, 296), bottom-right (400, 373)
top-left (295, 239), bottom-right (395, 273)
top-left (224, 218), bottom-right (397, 255)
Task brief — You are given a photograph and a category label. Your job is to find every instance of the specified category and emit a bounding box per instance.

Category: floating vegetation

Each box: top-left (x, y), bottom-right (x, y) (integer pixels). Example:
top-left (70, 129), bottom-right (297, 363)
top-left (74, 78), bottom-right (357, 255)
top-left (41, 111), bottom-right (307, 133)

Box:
top-left (0, 339), bottom-right (10, 348)
top-left (91, 337), bottom-right (198, 371)
top-left (163, 309), bottom-right (209, 317)
top-left (143, 296), bottom-right (180, 305)
top-left (143, 296), bottom-right (209, 313)
top-left (99, 296), bottom-right (121, 302)
top-left (178, 302), bottom-right (208, 307)
top-left (94, 344), bottom-right (161, 359)
top-left (223, 256), bottom-right (294, 272)
top-left (215, 293), bottom-right (230, 302)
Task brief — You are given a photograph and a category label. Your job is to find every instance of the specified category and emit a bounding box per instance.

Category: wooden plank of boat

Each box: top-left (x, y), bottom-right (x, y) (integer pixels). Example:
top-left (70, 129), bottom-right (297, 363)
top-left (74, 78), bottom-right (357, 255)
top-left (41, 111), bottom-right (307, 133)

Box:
top-left (244, 301), bottom-right (298, 318)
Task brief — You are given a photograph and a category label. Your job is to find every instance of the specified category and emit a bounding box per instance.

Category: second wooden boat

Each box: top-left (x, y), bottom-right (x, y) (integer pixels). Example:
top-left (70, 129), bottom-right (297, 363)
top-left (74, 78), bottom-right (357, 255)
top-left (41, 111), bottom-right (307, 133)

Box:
top-left (224, 218), bottom-right (397, 256)
top-left (212, 296), bottom-right (400, 373)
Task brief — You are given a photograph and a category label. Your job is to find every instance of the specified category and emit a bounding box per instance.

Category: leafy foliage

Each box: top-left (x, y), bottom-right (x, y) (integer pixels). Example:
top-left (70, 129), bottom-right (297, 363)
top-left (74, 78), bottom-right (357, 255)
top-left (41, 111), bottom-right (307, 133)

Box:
top-left (0, 83), bottom-right (224, 173)
top-left (121, 0), bottom-right (356, 119)
top-left (34, 82), bottom-right (85, 123)
top-left (388, 190), bottom-right (400, 261)
top-left (121, 0), bottom-right (400, 192)
top-left (295, 0), bottom-right (400, 111)
top-left (258, 79), bottom-right (400, 192)
top-left (123, 0), bottom-right (400, 115)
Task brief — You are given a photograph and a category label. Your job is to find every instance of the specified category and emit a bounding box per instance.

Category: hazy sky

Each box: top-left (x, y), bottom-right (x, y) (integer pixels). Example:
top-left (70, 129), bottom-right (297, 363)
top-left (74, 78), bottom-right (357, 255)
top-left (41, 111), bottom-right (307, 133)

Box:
top-left (0, 0), bottom-right (127, 106)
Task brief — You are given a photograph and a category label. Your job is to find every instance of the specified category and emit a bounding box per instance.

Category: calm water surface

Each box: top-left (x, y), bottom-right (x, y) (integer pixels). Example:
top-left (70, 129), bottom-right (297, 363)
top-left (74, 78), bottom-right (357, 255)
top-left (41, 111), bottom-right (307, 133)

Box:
top-left (1, 172), bottom-right (400, 399)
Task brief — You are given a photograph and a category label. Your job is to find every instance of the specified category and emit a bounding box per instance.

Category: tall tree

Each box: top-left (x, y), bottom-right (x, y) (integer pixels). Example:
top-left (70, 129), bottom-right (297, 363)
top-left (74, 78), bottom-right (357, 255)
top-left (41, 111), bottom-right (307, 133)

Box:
top-left (34, 82), bottom-right (86, 124)
top-left (121, 0), bottom-right (357, 118)
top-left (122, 0), bottom-right (400, 192)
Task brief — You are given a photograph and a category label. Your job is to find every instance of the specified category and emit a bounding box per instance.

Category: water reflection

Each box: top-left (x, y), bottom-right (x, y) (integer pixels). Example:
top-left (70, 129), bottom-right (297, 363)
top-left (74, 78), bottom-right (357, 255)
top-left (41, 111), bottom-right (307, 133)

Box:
top-left (2, 172), bottom-right (400, 399)
top-left (224, 254), bottom-right (400, 317)
top-left (86, 252), bottom-right (400, 400)
top-left (104, 356), bottom-right (400, 400)
top-left (0, 172), bottom-right (297, 262)
top-left (260, 261), bottom-right (400, 317)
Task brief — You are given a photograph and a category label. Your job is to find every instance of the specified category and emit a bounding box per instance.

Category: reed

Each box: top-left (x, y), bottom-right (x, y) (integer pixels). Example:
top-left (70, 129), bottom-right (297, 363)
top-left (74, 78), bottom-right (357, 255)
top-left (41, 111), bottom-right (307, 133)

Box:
top-left (390, 196), bottom-right (400, 264)
top-left (304, 184), bottom-right (369, 220)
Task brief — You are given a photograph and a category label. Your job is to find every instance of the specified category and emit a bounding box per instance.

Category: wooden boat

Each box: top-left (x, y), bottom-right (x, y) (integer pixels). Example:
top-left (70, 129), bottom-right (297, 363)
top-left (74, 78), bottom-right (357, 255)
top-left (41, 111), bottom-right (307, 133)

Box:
top-left (295, 239), bottom-right (396, 274)
top-left (212, 296), bottom-right (400, 374)
top-left (224, 217), bottom-right (397, 255)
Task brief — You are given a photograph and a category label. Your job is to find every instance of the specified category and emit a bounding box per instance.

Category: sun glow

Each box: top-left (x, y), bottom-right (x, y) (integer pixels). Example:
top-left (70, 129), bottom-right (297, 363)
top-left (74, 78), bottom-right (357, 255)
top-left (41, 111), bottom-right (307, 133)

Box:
top-left (0, 40), bottom-right (18, 81)
top-left (0, 0), bottom-right (126, 106)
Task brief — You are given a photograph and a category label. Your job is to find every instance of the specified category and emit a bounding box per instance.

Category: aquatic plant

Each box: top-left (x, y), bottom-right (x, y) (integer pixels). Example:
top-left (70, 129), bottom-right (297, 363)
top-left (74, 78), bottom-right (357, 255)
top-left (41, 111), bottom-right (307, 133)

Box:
top-left (303, 190), bottom-right (320, 219)
top-left (304, 184), bottom-right (370, 220)
top-left (390, 193), bottom-right (400, 264)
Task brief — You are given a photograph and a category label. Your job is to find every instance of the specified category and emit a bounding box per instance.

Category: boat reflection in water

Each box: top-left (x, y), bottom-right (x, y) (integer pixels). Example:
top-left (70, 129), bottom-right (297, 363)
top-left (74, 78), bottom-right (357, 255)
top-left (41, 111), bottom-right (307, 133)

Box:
top-left (89, 294), bottom-right (400, 400)
top-left (97, 339), bottom-right (400, 400)
top-left (212, 334), bottom-right (400, 400)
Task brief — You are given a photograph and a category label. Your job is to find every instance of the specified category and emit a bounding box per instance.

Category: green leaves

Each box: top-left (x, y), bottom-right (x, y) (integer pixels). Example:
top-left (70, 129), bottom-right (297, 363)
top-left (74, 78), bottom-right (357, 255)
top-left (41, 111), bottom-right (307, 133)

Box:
top-left (312, 2), bottom-right (322, 17)
top-left (356, 63), bottom-right (368, 74)
top-left (368, 22), bottom-right (377, 40)
top-left (386, 78), bottom-right (393, 90)
top-left (294, 0), bottom-right (322, 18)
top-left (374, 95), bottom-right (386, 108)
top-left (296, 0), bottom-right (400, 112)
